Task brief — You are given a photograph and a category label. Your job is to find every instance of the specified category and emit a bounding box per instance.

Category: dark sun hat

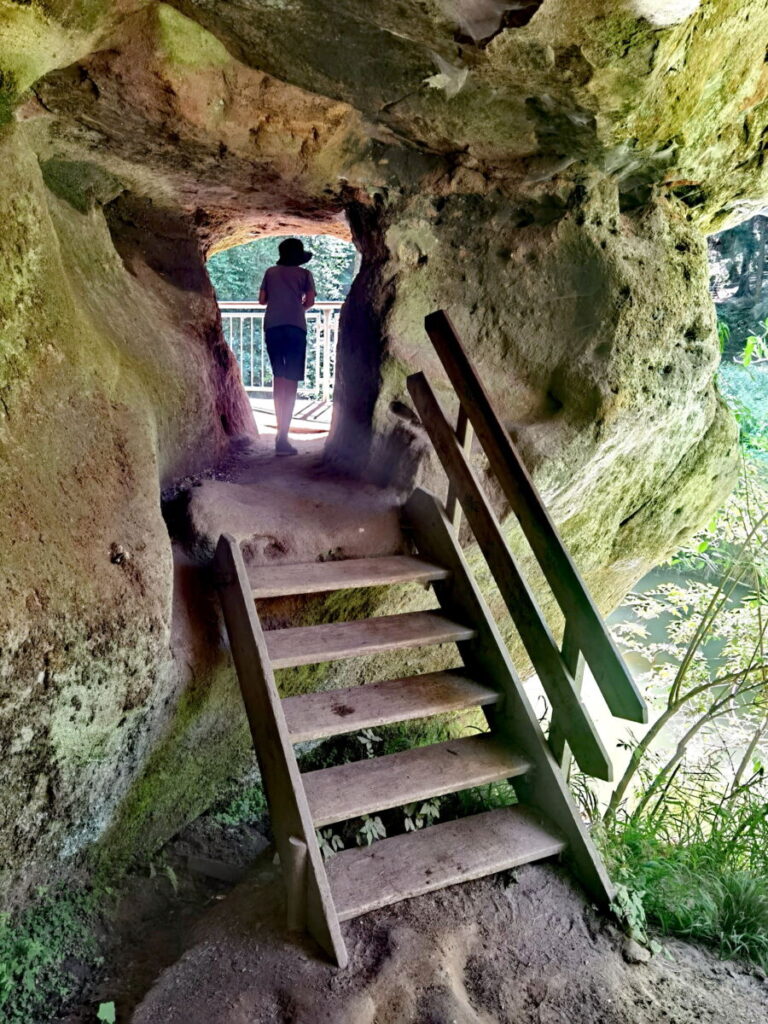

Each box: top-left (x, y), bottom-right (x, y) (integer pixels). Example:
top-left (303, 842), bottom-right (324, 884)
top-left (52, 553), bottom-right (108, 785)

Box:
top-left (277, 237), bottom-right (313, 266)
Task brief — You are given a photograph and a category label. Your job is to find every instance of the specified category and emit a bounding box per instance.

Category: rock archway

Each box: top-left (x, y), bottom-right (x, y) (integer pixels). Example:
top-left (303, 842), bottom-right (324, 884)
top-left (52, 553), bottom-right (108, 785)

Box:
top-left (2, 0), bottom-right (764, 899)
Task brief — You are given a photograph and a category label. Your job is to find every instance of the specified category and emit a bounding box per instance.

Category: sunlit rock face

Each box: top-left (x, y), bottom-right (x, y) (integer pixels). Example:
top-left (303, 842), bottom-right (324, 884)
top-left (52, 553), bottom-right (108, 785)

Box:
top-left (0, 0), bottom-right (761, 895)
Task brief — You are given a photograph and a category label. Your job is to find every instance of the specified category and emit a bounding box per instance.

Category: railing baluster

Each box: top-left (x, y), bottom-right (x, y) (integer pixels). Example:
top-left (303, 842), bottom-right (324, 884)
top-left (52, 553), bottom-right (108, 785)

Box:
top-left (217, 301), bottom-right (343, 402)
top-left (250, 316), bottom-right (255, 389)
top-left (260, 314), bottom-right (265, 388)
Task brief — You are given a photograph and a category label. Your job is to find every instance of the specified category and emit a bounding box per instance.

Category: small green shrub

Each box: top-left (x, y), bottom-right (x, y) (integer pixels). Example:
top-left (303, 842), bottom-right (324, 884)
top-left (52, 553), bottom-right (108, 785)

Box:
top-left (211, 783), bottom-right (268, 826)
top-left (601, 818), bottom-right (768, 968)
top-left (0, 886), bottom-right (103, 1024)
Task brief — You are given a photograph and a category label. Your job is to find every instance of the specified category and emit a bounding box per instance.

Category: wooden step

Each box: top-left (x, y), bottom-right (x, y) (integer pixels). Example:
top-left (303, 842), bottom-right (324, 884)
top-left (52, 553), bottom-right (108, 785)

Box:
top-left (249, 555), bottom-right (450, 599)
top-left (265, 612), bottom-right (476, 669)
top-left (327, 805), bottom-right (566, 921)
top-left (283, 670), bottom-right (500, 743)
top-left (302, 734), bottom-right (530, 827)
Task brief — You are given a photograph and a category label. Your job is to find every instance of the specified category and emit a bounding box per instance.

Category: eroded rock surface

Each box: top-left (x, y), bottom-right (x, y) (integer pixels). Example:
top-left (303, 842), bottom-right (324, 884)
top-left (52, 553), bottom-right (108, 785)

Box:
top-left (0, 0), bottom-right (760, 896)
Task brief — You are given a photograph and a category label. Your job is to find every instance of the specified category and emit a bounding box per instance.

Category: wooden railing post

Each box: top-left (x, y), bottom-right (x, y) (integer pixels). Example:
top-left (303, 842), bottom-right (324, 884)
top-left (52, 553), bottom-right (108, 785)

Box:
top-left (548, 619), bottom-right (586, 777)
top-left (445, 405), bottom-right (474, 532)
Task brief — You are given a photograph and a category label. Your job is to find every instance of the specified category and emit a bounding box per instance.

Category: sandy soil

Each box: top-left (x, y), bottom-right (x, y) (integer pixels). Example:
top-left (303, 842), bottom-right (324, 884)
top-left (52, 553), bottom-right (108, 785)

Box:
top-left (131, 856), bottom-right (768, 1024)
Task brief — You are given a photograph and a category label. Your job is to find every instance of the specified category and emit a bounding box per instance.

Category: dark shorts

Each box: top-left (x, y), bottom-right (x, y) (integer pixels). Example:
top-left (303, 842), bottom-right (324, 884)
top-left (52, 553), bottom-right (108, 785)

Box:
top-left (265, 325), bottom-right (307, 382)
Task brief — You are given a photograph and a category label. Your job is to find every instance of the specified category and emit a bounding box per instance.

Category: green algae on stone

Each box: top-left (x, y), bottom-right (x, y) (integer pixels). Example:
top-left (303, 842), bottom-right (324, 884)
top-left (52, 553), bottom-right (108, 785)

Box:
top-left (154, 4), bottom-right (232, 71)
top-left (0, 67), bottom-right (18, 124)
top-left (40, 158), bottom-right (124, 213)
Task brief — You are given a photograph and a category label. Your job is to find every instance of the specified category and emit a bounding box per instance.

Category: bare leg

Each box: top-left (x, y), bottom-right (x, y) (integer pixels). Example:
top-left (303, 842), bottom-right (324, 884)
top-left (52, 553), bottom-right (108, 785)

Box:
top-left (282, 378), bottom-right (298, 437)
top-left (272, 375), bottom-right (285, 435)
top-left (274, 376), bottom-right (298, 441)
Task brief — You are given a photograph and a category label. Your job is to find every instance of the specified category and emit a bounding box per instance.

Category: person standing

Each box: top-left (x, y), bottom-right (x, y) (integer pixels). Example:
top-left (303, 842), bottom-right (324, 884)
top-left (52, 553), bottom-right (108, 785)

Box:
top-left (258, 238), bottom-right (316, 456)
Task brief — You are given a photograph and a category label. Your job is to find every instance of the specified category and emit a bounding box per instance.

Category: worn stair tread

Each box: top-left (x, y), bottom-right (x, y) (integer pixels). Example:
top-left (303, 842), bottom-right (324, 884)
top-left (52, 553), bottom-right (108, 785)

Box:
top-left (303, 734), bottom-right (530, 827)
top-left (249, 555), bottom-right (450, 599)
top-left (327, 805), bottom-right (566, 921)
top-left (265, 611), bottom-right (476, 669)
top-left (283, 670), bottom-right (500, 743)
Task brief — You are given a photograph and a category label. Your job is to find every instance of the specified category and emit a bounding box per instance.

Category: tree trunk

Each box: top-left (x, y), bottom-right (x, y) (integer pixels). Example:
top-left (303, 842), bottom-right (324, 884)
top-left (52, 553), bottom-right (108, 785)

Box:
top-left (754, 216), bottom-right (767, 301)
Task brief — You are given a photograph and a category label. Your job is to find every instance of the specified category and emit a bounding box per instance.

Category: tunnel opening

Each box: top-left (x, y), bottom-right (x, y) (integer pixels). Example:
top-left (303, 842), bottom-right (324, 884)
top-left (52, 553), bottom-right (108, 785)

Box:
top-left (207, 232), bottom-right (359, 442)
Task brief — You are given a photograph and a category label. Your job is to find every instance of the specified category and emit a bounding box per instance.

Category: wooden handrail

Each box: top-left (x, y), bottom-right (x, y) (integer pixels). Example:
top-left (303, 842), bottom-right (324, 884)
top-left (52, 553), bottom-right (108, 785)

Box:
top-left (419, 309), bottom-right (647, 726)
top-left (407, 373), bottom-right (613, 781)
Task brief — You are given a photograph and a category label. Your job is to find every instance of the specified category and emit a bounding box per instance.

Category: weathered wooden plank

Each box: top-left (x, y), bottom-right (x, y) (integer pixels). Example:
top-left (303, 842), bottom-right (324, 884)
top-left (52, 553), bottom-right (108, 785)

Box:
top-left (407, 372), bottom-right (612, 782)
top-left (248, 555), bottom-right (450, 599)
top-left (283, 669), bottom-right (499, 743)
top-left (303, 734), bottom-right (530, 827)
top-left (265, 611), bottom-right (476, 669)
top-left (423, 309), bottom-right (647, 725)
top-left (214, 534), bottom-right (348, 967)
top-left (404, 488), bottom-right (615, 907)
top-left (328, 805), bottom-right (566, 921)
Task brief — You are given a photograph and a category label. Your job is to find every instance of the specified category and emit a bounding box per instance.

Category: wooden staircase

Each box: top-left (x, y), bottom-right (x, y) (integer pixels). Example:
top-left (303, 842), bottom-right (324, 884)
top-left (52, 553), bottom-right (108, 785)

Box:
top-left (214, 311), bottom-right (647, 969)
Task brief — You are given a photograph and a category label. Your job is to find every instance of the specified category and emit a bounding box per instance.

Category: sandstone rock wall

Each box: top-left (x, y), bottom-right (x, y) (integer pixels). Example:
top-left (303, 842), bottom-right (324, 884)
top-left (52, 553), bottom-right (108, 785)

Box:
top-left (0, 122), bottom-right (254, 898)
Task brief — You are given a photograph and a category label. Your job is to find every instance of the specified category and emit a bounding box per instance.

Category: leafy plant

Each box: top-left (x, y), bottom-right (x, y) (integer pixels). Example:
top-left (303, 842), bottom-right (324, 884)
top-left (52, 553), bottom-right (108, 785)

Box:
top-left (0, 886), bottom-right (102, 1023)
top-left (97, 1001), bottom-right (117, 1023)
top-left (597, 443), bottom-right (768, 968)
top-left (610, 883), bottom-right (661, 953)
top-left (317, 828), bottom-right (345, 860)
top-left (740, 320), bottom-right (768, 367)
top-left (403, 799), bottom-right (441, 832)
top-left (357, 728), bottom-right (383, 758)
top-left (356, 815), bottom-right (386, 846)
top-left (212, 783), bottom-right (267, 826)
top-left (717, 320), bottom-right (731, 353)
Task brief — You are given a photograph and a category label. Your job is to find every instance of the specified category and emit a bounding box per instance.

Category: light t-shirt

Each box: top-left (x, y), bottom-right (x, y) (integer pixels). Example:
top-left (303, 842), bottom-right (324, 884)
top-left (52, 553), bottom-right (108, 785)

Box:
top-left (260, 265), bottom-right (316, 331)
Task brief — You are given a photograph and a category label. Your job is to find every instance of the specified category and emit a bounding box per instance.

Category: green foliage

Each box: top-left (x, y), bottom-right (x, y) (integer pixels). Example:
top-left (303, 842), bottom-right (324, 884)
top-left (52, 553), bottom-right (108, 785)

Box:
top-left (720, 363), bottom-right (768, 454)
top-left (317, 828), bottom-right (345, 860)
top-left (717, 319), bottom-right (731, 353)
top-left (601, 820), bottom-right (768, 968)
top-left (356, 814), bottom-right (386, 846)
top-left (610, 882), bottom-right (660, 952)
top-left (741, 320), bottom-right (768, 368)
top-left (211, 782), bottom-right (268, 826)
top-left (357, 727), bottom-right (383, 758)
top-left (207, 235), bottom-right (357, 301)
top-left (403, 799), bottom-right (441, 832)
top-left (599, 440), bottom-right (768, 968)
top-left (97, 1001), bottom-right (117, 1023)
top-left (0, 886), bottom-right (102, 1023)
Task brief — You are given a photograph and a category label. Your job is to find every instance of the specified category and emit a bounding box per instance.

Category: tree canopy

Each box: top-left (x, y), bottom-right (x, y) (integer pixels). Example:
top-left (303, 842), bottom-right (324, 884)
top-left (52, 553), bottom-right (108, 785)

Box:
top-left (207, 234), bottom-right (358, 301)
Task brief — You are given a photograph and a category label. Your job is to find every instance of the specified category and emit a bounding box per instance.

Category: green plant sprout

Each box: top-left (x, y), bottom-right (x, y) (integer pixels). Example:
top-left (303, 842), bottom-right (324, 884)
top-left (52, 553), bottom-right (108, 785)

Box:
top-left (403, 799), bottom-right (441, 832)
top-left (356, 815), bottom-right (386, 846)
top-left (357, 728), bottom-right (383, 758)
top-left (317, 828), bottom-right (345, 860)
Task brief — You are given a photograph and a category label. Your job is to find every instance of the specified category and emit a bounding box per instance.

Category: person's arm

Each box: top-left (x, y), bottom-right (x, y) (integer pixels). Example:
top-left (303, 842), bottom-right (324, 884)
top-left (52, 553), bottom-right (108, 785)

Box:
top-left (302, 270), bottom-right (316, 310)
top-left (258, 270), bottom-right (268, 305)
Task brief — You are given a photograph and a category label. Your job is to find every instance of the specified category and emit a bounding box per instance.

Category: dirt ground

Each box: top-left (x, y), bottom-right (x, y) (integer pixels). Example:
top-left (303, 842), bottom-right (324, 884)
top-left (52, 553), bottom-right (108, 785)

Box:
top-left (129, 855), bottom-right (768, 1024)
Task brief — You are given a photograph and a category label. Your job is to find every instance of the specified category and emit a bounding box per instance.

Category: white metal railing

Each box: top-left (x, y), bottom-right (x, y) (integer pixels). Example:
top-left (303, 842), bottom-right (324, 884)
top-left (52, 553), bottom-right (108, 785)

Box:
top-left (218, 300), bottom-right (342, 401)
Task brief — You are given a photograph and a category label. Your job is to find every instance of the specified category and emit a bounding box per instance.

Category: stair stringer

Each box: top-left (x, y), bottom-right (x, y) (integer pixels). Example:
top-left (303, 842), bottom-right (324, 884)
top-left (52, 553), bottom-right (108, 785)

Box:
top-left (403, 489), bottom-right (615, 907)
top-left (214, 534), bottom-right (348, 967)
